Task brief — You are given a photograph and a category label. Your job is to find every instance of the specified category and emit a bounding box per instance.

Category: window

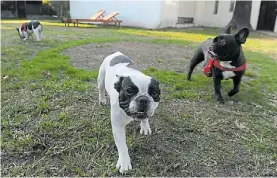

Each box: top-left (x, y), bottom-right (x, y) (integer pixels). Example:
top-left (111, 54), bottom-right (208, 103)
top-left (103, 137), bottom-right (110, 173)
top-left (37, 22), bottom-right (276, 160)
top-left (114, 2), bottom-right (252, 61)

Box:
top-left (214, 0), bottom-right (219, 14)
top-left (229, 0), bottom-right (235, 12)
top-left (177, 17), bottom-right (194, 24)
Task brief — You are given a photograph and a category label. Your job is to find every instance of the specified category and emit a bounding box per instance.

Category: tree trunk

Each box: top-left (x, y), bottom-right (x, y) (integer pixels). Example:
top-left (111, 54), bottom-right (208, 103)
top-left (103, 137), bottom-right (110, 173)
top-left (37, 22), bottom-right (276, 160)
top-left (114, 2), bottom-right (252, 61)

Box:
top-left (226, 0), bottom-right (253, 31)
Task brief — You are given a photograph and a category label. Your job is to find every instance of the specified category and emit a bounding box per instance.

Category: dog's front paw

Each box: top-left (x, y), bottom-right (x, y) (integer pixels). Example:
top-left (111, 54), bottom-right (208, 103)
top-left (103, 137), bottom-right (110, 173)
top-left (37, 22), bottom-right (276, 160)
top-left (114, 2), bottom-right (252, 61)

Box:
top-left (98, 92), bottom-right (106, 105)
top-left (98, 99), bottom-right (106, 105)
top-left (116, 154), bottom-right (132, 174)
top-left (214, 94), bottom-right (224, 104)
top-left (216, 96), bottom-right (224, 104)
top-left (228, 89), bottom-right (239, 97)
top-left (140, 121), bottom-right (152, 135)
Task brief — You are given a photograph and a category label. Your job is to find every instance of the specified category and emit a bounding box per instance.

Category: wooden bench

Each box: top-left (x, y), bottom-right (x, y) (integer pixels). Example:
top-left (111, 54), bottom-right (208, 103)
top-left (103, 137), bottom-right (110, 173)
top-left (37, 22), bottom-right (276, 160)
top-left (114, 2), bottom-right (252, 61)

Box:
top-left (63, 10), bottom-right (122, 27)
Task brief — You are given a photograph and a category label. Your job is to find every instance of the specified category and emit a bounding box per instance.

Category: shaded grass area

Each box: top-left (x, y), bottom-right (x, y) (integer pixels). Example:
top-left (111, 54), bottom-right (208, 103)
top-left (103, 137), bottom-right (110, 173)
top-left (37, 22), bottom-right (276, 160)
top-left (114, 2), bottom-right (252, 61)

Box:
top-left (1, 21), bottom-right (277, 176)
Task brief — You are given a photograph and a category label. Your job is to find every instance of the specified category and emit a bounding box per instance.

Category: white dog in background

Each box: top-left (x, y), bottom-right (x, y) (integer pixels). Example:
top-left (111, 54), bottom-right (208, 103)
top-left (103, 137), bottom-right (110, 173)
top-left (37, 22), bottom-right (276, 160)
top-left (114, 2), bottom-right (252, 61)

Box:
top-left (97, 51), bottom-right (161, 173)
top-left (16, 20), bottom-right (43, 41)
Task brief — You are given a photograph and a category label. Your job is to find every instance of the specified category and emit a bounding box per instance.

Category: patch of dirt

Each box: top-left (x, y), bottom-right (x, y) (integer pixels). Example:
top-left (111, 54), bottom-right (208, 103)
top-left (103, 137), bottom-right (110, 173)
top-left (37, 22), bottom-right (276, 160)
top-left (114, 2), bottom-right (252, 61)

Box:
top-left (62, 42), bottom-right (197, 72)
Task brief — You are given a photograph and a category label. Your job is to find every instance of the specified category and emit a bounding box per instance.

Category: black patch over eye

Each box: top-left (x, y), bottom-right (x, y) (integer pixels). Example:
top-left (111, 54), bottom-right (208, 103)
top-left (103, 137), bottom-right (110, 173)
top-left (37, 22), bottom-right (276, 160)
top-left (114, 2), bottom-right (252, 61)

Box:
top-left (148, 87), bottom-right (160, 102)
top-left (114, 76), bottom-right (125, 92)
top-left (148, 78), bottom-right (160, 102)
top-left (150, 90), bottom-right (159, 97)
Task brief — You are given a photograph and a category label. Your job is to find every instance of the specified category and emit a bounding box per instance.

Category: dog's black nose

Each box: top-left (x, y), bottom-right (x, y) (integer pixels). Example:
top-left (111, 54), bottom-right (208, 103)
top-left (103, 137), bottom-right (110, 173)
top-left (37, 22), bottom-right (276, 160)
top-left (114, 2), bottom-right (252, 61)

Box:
top-left (137, 96), bottom-right (149, 105)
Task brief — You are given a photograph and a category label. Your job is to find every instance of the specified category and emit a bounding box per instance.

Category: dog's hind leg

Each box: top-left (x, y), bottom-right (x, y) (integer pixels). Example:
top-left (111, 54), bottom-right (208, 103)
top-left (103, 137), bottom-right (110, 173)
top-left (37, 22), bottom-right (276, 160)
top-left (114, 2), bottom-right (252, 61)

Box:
top-left (97, 64), bottom-right (106, 104)
top-left (39, 31), bottom-right (43, 40)
top-left (39, 25), bottom-right (43, 40)
top-left (187, 48), bottom-right (204, 80)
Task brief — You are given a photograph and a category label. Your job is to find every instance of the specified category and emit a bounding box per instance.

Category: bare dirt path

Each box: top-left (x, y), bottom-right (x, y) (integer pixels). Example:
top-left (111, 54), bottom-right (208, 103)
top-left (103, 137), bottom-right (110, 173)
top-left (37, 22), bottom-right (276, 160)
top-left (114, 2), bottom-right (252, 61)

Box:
top-left (62, 42), bottom-right (198, 73)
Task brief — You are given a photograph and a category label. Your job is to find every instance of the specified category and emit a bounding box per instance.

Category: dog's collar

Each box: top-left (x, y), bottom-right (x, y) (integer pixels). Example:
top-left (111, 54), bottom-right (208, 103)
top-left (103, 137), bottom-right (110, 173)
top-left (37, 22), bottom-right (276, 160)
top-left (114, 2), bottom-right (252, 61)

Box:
top-left (204, 58), bottom-right (247, 77)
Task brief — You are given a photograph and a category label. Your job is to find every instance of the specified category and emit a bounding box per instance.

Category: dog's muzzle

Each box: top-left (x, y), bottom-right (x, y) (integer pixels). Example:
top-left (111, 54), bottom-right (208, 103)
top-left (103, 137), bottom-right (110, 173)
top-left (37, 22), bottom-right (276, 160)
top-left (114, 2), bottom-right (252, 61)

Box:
top-left (130, 95), bottom-right (151, 120)
top-left (209, 45), bottom-right (230, 60)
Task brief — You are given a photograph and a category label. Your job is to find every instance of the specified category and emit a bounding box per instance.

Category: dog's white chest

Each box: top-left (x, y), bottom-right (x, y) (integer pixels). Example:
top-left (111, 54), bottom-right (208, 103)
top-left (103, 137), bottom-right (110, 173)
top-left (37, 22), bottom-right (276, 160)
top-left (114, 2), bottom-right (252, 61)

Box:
top-left (222, 71), bottom-right (236, 79)
top-left (219, 61), bottom-right (235, 69)
top-left (220, 61), bottom-right (236, 79)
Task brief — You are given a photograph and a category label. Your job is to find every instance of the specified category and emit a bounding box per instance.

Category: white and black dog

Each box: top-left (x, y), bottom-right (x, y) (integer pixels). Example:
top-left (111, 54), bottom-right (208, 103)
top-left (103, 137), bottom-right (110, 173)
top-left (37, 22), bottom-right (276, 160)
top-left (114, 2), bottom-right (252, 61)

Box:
top-left (16, 20), bottom-right (43, 41)
top-left (97, 51), bottom-right (161, 173)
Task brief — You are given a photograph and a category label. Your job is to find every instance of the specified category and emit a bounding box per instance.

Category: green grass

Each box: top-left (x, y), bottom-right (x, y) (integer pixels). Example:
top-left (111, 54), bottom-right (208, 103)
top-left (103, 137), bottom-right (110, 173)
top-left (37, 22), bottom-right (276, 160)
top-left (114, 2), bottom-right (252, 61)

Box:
top-left (118, 28), bottom-right (277, 58)
top-left (1, 19), bottom-right (98, 28)
top-left (1, 20), bottom-right (277, 177)
top-left (144, 67), bottom-right (211, 100)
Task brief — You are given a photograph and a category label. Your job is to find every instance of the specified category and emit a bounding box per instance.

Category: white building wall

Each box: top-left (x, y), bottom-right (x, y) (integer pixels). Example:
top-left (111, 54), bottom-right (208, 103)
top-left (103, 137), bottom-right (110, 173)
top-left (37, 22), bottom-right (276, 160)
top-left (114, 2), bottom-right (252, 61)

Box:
top-left (193, 1), bottom-right (206, 27)
top-left (194, 1), bottom-right (233, 28)
top-left (178, 1), bottom-right (196, 18)
top-left (69, 0), bottom-right (162, 29)
top-left (250, 0), bottom-right (261, 30)
top-left (193, 0), bottom-right (264, 31)
top-left (159, 0), bottom-right (196, 28)
top-left (159, 0), bottom-right (179, 28)
top-left (69, 0), bottom-right (277, 31)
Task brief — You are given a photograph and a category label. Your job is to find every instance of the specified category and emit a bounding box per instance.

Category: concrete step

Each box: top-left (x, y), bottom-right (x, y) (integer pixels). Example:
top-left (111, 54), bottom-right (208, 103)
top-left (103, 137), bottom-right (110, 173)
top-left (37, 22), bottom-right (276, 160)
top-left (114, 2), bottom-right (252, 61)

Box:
top-left (176, 23), bottom-right (194, 28)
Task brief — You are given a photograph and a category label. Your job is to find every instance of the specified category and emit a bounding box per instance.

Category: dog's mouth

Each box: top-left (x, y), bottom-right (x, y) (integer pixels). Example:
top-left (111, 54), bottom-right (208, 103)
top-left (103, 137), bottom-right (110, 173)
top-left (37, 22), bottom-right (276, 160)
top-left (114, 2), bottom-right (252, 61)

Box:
top-left (209, 45), bottom-right (230, 60)
top-left (208, 49), bottom-right (218, 58)
top-left (131, 111), bottom-right (148, 120)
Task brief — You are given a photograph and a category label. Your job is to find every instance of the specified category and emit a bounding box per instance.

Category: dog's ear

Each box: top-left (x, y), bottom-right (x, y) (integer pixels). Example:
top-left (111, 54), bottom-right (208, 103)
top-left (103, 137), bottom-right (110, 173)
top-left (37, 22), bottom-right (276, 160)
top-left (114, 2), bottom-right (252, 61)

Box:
top-left (223, 25), bottom-right (232, 34)
top-left (151, 77), bottom-right (159, 85)
top-left (114, 75), bottom-right (125, 92)
top-left (234, 28), bottom-right (249, 44)
top-left (150, 78), bottom-right (161, 94)
top-left (16, 28), bottom-right (19, 32)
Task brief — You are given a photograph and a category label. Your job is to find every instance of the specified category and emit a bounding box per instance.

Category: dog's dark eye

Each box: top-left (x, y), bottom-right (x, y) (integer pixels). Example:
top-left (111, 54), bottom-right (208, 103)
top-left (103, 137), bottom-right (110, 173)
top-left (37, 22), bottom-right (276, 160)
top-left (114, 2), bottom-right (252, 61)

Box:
top-left (126, 87), bottom-right (134, 95)
top-left (151, 90), bottom-right (159, 97)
